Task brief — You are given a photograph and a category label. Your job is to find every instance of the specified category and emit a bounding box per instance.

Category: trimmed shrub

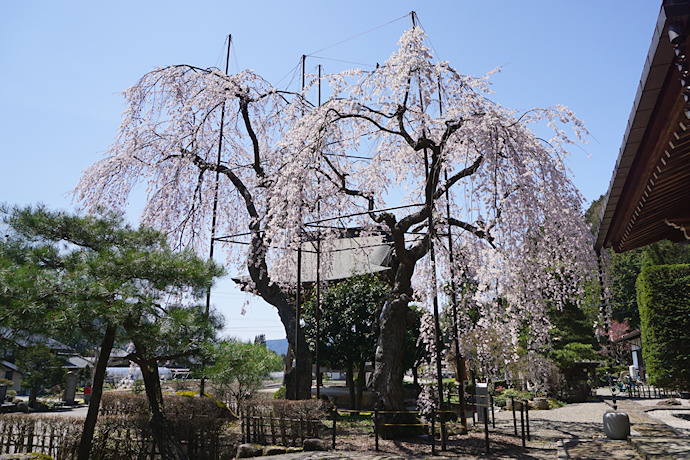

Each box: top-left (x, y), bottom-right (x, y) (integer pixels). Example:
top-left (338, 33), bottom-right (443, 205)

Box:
top-left (637, 264), bottom-right (690, 390)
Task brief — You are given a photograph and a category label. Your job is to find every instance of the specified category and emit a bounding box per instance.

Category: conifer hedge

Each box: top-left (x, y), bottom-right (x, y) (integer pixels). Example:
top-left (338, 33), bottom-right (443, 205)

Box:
top-left (637, 263), bottom-right (690, 390)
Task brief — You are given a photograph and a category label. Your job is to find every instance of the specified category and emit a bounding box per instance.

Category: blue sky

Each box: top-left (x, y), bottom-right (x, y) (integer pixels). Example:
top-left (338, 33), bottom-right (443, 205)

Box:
top-left (1, 1), bottom-right (660, 341)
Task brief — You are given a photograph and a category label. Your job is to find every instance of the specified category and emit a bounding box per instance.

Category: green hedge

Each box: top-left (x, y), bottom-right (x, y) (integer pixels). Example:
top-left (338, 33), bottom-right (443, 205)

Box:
top-left (637, 263), bottom-right (690, 390)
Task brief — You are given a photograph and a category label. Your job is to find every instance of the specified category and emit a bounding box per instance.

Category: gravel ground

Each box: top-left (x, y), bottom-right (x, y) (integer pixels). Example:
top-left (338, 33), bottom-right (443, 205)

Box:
top-left (493, 400), bottom-right (611, 440)
top-left (638, 397), bottom-right (690, 436)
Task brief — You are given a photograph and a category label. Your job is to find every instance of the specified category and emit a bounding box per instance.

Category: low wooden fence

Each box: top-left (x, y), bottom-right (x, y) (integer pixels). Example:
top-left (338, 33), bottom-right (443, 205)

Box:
top-left (0, 415), bottom-right (80, 459)
top-left (0, 414), bottom-right (233, 460)
top-left (240, 408), bottom-right (324, 446)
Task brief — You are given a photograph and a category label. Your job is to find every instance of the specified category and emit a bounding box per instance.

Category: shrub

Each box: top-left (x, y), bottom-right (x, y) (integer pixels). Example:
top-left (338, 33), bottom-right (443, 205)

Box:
top-left (241, 397), bottom-right (329, 421)
top-left (637, 264), bottom-right (690, 391)
top-left (492, 388), bottom-right (534, 408)
top-left (273, 385), bottom-right (286, 399)
top-left (93, 392), bottom-right (238, 458)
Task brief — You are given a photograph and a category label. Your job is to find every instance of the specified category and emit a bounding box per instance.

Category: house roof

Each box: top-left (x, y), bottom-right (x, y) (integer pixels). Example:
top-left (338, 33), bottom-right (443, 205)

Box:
top-left (0, 327), bottom-right (73, 353)
top-left (613, 329), bottom-right (642, 343)
top-left (0, 360), bottom-right (18, 372)
top-left (64, 355), bottom-right (94, 369)
top-left (596, 1), bottom-right (690, 252)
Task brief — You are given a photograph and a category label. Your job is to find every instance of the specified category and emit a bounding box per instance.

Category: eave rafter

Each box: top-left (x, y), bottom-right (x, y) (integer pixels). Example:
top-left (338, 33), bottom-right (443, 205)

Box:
top-left (597, 1), bottom-right (690, 253)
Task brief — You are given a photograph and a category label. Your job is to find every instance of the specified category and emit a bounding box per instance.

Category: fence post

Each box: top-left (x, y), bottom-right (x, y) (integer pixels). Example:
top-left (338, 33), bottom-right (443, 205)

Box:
top-left (373, 407), bottom-right (379, 452)
top-left (524, 399), bottom-right (530, 441)
top-left (332, 407), bottom-right (337, 451)
top-left (431, 409), bottom-right (436, 456)
top-left (484, 406), bottom-right (490, 455)
top-left (490, 393), bottom-right (495, 429)
top-left (520, 401), bottom-right (525, 448)
top-left (511, 397), bottom-right (517, 436)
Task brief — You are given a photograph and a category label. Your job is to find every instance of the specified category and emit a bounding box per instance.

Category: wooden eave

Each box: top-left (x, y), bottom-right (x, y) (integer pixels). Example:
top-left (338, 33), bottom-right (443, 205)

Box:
top-left (596, 2), bottom-right (690, 253)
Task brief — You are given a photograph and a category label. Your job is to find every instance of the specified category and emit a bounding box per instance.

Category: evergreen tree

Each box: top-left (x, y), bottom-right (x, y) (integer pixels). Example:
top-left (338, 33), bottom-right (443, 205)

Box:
top-left (2, 205), bottom-right (223, 460)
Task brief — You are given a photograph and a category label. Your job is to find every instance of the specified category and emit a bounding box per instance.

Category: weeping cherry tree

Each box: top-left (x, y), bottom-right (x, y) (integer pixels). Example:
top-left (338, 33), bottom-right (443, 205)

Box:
top-left (274, 26), bottom-right (599, 413)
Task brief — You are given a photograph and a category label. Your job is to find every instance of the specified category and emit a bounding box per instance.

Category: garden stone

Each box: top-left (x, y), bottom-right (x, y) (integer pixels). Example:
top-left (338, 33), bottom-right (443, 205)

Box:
top-left (262, 445), bottom-right (287, 456)
top-left (657, 398), bottom-right (681, 406)
top-left (302, 438), bottom-right (328, 451)
top-left (16, 402), bottom-right (29, 413)
top-left (236, 443), bottom-right (262, 458)
top-left (286, 447), bottom-right (303, 453)
top-left (603, 411), bottom-right (630, 440)
top-left (531, 397), bottom-right (549, 410)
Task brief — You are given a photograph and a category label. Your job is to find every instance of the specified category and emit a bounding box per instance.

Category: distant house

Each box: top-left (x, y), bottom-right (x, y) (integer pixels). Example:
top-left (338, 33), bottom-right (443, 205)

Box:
top-left (0, 360), bottom-right (21, 392)
top-left (613, 329), bottom-right (645, 381)
top-left (0, 328), bottom-right (91, 393)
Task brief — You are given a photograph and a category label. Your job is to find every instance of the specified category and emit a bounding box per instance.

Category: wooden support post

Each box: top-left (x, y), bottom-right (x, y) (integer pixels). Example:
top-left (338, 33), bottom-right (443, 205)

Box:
top-left (520, 402), bottom-right (525, 448)
top-left (484, 406), bottom-right (490, 455)
top-left (524, 399), bottom-right (530, 441)
top-left (431, 409), bottom-right (436, 456)
top-left (374, 407), bottom-right (380, 452)
top-left (332, 407), bottom-right (337, 450)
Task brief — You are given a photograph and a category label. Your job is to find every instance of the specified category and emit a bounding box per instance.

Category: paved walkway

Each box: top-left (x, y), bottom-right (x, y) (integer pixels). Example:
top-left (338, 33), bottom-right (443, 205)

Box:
top-left (616, 398), bottom-right (690, 459)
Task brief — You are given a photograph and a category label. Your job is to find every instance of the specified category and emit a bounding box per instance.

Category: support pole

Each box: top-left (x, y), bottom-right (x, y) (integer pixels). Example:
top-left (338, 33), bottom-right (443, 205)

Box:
top-left (520, 402), bottom-right (525, 448)
top-left (525, 399), bottom-right (530, 441)
top-left (294, 245), bottom-right (302, 400)
top-left (484, 406), bottom-right (490, 455)
top-left (411, 17), bottom-right (446, 446)
top-left (315, 64), bottom-right (322, 400)
top-left (201, 33), bottom-right (232, 398)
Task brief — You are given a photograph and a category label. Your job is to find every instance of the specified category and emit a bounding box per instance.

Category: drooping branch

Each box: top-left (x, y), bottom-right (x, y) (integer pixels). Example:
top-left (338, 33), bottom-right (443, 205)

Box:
top-left (446, 217), bottom-right (496, 248)
top-left (182, 149), bottom-right (259, 221)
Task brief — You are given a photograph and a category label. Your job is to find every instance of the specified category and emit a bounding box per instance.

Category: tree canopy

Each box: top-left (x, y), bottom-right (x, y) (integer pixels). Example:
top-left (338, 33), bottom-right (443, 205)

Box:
top-left (75, 25), bottom-right (599, 412)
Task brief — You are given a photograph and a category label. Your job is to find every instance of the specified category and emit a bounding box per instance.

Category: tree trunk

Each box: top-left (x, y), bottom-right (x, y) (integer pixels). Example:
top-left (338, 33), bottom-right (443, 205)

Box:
top-left (355, 359), bottom-right (366, 411)
top-left (246, 248), bottom-right (312, 400)
top-left (77, 322), bottom-right (116, 460)
top-left (371, 293), bottom-right (422, 439)
top-left (137, 350), bottom-right (187, 460)
top-left (371, 294), bottom-right (412, 412)
top-left (265, 287), bottom-right (312, 400)
top-left (346, 360), bottom-right (355, 410)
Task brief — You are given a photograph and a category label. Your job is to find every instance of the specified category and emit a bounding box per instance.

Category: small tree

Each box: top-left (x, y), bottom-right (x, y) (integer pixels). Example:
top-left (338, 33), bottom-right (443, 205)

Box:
top-left (208, 338), bottom-right (282, 411)
top-left (16, 344), bottom-right (66, 407)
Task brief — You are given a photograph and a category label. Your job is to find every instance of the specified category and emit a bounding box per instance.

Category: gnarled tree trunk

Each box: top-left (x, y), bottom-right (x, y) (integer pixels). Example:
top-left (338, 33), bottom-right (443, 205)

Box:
top-left (246, 239), bottom-right (312, 400)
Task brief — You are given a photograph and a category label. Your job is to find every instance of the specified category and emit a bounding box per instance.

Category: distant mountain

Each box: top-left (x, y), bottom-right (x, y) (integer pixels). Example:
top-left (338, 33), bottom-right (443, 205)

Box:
top-left (265, 338), bottom-right (288, 356)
